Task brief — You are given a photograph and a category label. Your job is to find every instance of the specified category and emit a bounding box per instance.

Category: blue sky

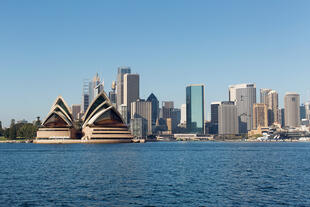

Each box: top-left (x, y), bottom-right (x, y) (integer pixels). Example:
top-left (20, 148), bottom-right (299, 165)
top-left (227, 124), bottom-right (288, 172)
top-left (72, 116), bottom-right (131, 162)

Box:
top-left (1, 0), bottom-right (310, 127)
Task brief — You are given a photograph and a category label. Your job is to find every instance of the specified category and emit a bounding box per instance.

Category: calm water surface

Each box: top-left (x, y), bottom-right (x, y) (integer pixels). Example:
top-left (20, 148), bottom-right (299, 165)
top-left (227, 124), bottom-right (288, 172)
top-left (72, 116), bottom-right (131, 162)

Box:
top-left (1, 142), bottom-right (310, 207)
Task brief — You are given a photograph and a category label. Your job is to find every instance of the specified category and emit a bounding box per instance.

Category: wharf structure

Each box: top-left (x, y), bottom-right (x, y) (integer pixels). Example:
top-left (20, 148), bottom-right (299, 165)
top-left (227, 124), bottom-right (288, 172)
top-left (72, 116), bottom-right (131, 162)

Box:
top-left (34, 91), bottom-right (133, 144)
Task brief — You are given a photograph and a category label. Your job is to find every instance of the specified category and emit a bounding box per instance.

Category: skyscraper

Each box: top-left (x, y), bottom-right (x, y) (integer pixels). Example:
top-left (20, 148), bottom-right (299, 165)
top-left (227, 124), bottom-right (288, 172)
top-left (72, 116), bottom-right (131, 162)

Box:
top-left (89, 73), bottom-right (101, 103)
top-left (147, 93), bottom-right (159, 125)
top-left (124, 74), bottom-right (139, 123)
top-left (116, 67), bottom-right (131, 108)
top-left (252, 103), bottom-right (268, 129)
top-left (180, 104), bottom-right (186, 124)
top-left (72, 104), bottom-right (81, 121)
top-left (230, 83), bottom-right (256, 133)
top-left (210, 102), bottom-right (221, 134)
top-left (300, 104), bottom-right (306, 120)
top-left (109, 81), bottom-right (117, 107)
top-left (186, 84), bottom-right (205, 134)
top-left (218, 101), bottom-right (238, 135)
top-left (266, 90), bottom-right (279, 126)
top-left (284, 92), bottom-right (300, 128)
top-left (260, 88), bottom-right (272, 104)
top-left (131, 99), bottom-right (152, 136)
top-left (162, 101), bottom-right (174, 120)
top-left (305, 102), bottom-right (310, 120)
top-left (82, 79), bottom-right (90, 113)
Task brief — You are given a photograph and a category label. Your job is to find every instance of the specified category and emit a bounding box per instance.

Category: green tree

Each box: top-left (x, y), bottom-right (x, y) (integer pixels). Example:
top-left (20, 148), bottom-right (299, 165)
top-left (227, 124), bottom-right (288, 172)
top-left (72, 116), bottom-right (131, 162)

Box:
top-left (0, 121), bottom-right (3, 136)
top-left (9, 126), bottom-right (17, 139)
top-left (17, 123), bottom-right (37, 139)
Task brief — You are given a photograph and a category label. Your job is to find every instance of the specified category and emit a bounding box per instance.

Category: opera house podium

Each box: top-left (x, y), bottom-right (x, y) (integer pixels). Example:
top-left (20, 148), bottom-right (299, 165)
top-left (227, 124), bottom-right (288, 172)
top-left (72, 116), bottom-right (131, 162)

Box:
top-left (34, 92), bottom-right (133, 144)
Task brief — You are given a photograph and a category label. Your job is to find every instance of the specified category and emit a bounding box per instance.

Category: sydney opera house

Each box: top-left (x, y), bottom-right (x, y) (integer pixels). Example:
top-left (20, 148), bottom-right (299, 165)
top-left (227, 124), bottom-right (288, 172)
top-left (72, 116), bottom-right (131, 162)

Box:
top-left (34, 91), bottom-right (133, 144)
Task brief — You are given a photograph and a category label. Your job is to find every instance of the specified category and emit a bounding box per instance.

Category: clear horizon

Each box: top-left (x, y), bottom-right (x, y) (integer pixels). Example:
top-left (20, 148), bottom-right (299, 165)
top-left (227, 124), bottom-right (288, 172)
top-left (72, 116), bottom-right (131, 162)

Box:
top-left (1, 0), bottom-right (310, 127)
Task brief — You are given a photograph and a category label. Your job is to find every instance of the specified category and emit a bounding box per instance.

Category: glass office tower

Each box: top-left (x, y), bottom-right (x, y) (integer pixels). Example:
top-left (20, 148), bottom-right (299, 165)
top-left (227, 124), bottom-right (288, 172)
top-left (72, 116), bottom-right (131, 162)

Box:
top-left (186, 84), bottom-right (205, 134)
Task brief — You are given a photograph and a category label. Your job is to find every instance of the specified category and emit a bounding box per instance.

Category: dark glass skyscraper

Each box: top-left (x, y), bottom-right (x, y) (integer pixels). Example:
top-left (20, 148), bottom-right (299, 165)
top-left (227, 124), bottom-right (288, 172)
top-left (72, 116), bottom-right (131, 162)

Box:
top-left (147, 93), bottom-right (159, 125)
top-left (186, 84), bottom-right (205, 134)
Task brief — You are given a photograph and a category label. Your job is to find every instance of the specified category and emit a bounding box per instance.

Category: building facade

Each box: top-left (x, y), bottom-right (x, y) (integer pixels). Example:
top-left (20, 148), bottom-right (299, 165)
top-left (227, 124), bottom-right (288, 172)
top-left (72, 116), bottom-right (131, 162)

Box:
top-left (266, 90), bottom-right (279, 126)
top-left (260, 88), bottom-right (272, 104)
top-left (218, 101), bottom-right (238, 135)
top-left (252, 103), bottom-right (268, 129)
top-left (116, 67), bottom-right (131, 108)
top-left (284, 92), bottom-right (300, 128)
top-left (71, 104), bottom-right (81, 121)
top-left (147, 93), bottom-right (159, 126)
top-left (186, 84), bottom-right (205, 134)
top-left (131, 99), bottom-right (152, 136)
top-left (230, 83), bottom-right (256, 133)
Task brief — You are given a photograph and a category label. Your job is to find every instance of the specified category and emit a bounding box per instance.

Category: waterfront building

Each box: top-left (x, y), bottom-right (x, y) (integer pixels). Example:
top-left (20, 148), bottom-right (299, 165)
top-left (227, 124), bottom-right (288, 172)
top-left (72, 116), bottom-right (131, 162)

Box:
top-left (131, 99), bottom-right (152, 136)
top-left (130, 118), bottom-right (145, 138)
top-left (180, 104), bottom-right (186, 124)
top-left (229, 83), bottom-right (256, 133)
top-left (210, 102), bottom-right (221, 134)
top-left (82, 91), bottom-right (132, 142)
top-left (284, 92), bottom-right (300, 128)
top-left (266, 90), bottom-right (279, 126)
top-left (186, 84), bottom-right (205, 134)
top-left (116, 67), bottom-right (131, 108)
top-left (147, 93), bottom-right (159, 126)
top-left (36, 92), bottom-right (133, 143)
top-left (218, 101), bottom-right (238, 135)
top-left (71, 104), bottom-right (81, 121)
top-left (252, 103), bottom-right (268, 129)
top-left (260, 89), bottom-right (272, 104)
top-left (36, 97), bottom-right (77, 140)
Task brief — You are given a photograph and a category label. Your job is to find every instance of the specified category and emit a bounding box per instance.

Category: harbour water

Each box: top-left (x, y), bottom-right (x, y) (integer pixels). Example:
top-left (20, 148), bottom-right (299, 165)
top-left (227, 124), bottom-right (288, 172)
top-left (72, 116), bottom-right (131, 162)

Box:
top-left (1, 142), bottom-right (310, 206)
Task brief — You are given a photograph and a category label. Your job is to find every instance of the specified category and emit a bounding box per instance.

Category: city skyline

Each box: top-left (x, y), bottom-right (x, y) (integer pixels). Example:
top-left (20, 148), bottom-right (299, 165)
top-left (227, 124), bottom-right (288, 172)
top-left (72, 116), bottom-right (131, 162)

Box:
top-left (1, 0), bottom-right (310, 126)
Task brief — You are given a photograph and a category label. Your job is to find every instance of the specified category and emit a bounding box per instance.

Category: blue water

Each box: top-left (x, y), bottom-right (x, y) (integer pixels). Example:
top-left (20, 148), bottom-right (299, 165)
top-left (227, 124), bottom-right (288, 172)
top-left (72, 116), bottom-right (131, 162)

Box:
top-left (1, 142), bottom-right (310, 207)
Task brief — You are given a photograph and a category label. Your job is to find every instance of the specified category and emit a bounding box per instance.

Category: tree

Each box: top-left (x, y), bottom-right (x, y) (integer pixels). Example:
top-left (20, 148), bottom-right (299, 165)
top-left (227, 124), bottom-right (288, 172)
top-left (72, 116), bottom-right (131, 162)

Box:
top-left (0, 121), bottom-right (3, 136)
top-left (17, 123), bottom-right (37, 139)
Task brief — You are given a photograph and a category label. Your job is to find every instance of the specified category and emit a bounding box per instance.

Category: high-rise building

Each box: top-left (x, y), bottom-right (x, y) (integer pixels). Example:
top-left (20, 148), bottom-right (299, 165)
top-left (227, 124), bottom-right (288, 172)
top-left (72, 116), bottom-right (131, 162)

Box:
top-left (280, 108), bottom-right (285, 127)
top-left (260, 89), bottom-right (272, 104)
top-left (218, 101), bottom-right (238, 135)
top-left (252, 103), bottom-right (268, 129)
top-left (305, 102), bottom-right (310, 120)
top-left (89, 73), bottom-right (101, 103)
top-left (210, 102), bottom-right (221, 134)
top-left (130, 118), bottom-right (145, 138)
top-left (124, 74), bottom-right (139, 123)
top-left (284, 92), bottom-right (300, 128)
top-left (147, 93), bottom-right (159, 125)
top-left (162, 101), bottom-right (174, 120)
top-left (82, 79), bottom-right (90, 113)
top-left (131, 99), bottom-right (152, 136)
top-left (171, 108), bottom-right (181, 131)
top-left (180, 104), bottom-right (186, 124)
top-left (300, 104), bottom-right (306, 120)
top-left (116, 67), bottom-right (131, 108)
top-left (230, 83), bottom-right (256, 133)
top-left (72, 104), bottom-right (81, 121)
top-left (109, 81), bottom-right (117, 108)
top-left (266, 90), bottom-right (279, 126)
top-left (186, 84), bottom-right (205, 134)
top-left (119, 104), bottom-right (128, 125)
